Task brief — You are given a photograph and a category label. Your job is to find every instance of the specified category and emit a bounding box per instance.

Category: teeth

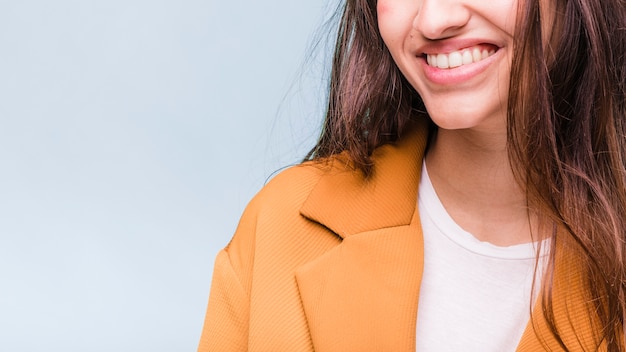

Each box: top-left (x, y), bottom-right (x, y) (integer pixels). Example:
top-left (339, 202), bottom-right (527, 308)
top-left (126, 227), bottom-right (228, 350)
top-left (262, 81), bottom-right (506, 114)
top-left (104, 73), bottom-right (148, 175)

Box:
top-left (448, 52), bottom-right (462, 68)
top-left (426, 46), bottom-right (496, 69)
top-left (472, 48), bottom-right (482, 62)
top-left (462, 51), bottom-right (472, 65)
top-left (437, 53), bottom-right (449, 69)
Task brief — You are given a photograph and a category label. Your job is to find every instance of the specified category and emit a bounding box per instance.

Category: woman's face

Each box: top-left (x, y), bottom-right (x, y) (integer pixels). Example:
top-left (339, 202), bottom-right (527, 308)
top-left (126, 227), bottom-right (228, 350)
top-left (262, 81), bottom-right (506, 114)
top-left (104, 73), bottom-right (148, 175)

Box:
top-left (377, 0), bottom-right (520, 133)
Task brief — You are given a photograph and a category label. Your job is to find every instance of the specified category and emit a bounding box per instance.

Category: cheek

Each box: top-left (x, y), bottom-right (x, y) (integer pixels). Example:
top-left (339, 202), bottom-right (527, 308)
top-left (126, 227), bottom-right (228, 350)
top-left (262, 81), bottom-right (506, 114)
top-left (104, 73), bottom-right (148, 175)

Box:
top-left (376, 0), bottom-right (391, 15)
top-left (376, 0), bottom-right (416, 48)
top-left (376, 0), bottom-right (395, 45)
top-left (490, 0), bottom-right (519, 37)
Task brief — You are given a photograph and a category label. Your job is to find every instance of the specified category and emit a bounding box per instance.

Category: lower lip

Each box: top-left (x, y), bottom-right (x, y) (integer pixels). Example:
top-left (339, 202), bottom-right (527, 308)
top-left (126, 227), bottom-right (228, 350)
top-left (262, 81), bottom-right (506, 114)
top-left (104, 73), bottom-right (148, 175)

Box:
top-left (420, 50), bottom-right (500, 85)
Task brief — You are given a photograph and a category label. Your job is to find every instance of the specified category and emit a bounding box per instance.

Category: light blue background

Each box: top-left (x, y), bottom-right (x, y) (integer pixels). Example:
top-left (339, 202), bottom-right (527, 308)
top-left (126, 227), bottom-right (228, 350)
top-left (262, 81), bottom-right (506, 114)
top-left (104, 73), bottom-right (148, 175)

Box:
top-left (0, 1), bottom-right (332, 350)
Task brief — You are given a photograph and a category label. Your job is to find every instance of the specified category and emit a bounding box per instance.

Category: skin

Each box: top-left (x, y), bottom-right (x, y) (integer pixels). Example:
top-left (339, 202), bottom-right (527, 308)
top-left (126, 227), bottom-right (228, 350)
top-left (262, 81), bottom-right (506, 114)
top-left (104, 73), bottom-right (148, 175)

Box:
top-left (378, 0), bottom-right (541, 246)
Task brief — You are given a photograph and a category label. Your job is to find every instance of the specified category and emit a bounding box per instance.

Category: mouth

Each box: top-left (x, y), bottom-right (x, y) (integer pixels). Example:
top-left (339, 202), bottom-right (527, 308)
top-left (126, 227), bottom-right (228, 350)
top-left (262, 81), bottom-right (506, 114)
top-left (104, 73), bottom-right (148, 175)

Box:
top-left (424, 44), bottom-right (499, 69)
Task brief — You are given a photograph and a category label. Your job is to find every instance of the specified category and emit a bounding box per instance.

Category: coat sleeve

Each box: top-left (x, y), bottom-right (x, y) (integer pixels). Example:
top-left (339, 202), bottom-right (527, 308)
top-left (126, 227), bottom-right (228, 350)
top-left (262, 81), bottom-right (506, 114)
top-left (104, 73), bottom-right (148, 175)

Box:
top-left (198, 201), bottom-right (258, 352)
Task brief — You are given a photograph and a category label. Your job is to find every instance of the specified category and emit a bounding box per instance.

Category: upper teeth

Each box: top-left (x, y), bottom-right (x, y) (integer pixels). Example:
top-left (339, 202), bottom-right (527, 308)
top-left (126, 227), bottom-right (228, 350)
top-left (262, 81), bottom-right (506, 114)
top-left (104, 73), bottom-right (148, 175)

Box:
top-left (426, 46), bottom-right (496, 69)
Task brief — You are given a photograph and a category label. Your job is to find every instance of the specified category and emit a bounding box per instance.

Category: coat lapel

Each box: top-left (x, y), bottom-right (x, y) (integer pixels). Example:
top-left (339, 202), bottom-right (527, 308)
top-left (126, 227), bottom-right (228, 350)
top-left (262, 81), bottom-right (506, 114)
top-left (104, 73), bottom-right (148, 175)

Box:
top-left (295, 118), bottom-right (429, 351)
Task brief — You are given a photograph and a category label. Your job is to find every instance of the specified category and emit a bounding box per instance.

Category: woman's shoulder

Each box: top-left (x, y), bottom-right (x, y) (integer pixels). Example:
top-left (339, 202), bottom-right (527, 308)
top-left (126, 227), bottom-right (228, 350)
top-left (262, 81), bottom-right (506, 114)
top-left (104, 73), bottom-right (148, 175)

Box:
top-left (246, 156), bottom-right (352, 217)
top-left (222, 159), bottom-right (346, 280)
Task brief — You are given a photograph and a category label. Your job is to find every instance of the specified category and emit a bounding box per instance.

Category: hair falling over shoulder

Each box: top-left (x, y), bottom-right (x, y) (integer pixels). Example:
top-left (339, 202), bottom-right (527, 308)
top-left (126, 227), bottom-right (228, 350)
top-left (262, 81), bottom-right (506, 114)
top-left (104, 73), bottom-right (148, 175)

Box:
top-left (307, 0), bottom-right (626, 349)
top-left (304, 0), bottom-right (424, 172)
top-left (508, 0), bottom-right (626, 349)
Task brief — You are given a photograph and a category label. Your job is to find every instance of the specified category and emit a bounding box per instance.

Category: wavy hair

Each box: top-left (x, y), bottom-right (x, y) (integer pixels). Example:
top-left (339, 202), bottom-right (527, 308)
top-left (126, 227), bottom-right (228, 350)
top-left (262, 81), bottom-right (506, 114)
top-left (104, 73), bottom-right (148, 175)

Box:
top-left (306, 0), bottom-right (626, 349)
top-left (509, 0), bottom-right (625, 349)
top-left (304, 0), bottom-right (424, 171)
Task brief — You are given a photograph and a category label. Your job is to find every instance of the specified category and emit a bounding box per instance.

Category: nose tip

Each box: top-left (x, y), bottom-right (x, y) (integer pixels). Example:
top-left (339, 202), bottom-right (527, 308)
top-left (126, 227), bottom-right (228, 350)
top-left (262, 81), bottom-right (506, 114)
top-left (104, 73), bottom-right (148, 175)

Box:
top-left (413, 0), bottom-right (471, 40)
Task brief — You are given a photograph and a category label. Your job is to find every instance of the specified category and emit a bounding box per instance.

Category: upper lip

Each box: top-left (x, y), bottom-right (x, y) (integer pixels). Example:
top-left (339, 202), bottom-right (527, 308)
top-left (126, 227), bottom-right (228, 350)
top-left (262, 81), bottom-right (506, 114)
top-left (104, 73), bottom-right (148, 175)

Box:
top-left (416, 38), bottom-right (503, 56)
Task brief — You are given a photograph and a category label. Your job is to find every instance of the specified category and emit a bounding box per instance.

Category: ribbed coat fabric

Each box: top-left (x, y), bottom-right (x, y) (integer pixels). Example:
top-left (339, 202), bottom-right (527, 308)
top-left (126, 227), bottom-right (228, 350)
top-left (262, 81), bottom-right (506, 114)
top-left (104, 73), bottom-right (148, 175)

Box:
top-left (198, 118), bottom-right (617, 351)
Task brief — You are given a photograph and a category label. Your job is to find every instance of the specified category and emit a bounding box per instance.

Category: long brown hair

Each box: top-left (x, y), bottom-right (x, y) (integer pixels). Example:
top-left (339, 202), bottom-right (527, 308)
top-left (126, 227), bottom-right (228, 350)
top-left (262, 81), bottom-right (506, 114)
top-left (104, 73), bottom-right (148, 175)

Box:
top-left (307, 0), bottom-right (626, 350)
top-left (304, 0), bottom-right (424, 172)
top-left (508, 0), bottom-right (626, 349)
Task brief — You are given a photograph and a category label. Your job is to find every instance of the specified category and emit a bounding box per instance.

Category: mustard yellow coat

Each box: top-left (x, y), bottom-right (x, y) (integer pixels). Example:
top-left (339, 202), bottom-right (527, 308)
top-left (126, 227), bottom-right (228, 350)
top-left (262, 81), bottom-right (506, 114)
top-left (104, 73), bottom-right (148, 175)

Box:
top-left (199, 119), bottom-right (611, 351)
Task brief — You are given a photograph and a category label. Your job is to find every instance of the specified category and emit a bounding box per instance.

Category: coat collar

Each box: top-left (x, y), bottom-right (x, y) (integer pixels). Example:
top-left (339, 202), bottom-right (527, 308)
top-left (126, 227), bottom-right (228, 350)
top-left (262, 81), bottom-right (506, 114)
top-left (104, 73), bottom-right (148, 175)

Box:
top-left (299, 118), bottom-right (429, 239)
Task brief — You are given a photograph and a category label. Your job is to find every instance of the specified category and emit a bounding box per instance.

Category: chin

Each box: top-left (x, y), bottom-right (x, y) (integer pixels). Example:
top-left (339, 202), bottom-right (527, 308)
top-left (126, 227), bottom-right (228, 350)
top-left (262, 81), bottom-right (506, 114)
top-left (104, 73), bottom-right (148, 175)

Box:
top-left (418, 89), bottom-right (508, 131)
top-left (424, 105), bottom-right (506, 131)
top-left (428, 117), bottom-right (480, 130)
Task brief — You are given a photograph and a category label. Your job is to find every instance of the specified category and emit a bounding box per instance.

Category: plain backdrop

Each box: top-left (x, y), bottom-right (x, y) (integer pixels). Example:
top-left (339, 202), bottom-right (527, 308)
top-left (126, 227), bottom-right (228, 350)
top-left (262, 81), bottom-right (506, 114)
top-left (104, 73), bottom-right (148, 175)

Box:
top-left (0, 0), bottom-right (334, 350)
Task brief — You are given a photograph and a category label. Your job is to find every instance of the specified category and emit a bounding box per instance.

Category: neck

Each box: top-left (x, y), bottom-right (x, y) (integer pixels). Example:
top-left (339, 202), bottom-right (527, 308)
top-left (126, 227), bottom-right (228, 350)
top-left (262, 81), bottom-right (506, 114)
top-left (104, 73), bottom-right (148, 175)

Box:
top-left (425, 128), bottom-right (537, 246)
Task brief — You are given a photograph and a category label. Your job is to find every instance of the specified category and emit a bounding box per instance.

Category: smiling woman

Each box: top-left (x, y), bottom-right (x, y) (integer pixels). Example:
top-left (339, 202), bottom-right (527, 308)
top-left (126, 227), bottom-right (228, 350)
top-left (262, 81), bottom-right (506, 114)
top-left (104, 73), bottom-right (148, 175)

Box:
top-left (198, 0), bottom-right (626, 350)
top-left (378, 0), bottom-right (517, 132)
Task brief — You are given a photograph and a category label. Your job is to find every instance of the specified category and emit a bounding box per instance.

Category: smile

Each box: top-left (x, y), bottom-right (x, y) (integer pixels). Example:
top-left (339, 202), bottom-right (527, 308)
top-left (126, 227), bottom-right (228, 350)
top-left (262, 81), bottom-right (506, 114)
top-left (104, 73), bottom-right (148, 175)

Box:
top-left (426, 45), bottom-right (497, 69)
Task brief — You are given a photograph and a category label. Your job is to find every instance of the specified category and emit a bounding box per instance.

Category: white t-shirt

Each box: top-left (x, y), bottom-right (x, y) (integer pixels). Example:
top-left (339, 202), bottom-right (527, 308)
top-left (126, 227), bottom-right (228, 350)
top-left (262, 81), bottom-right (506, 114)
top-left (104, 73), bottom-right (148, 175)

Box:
top-left (415, 163), bottom-right (547, 351)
